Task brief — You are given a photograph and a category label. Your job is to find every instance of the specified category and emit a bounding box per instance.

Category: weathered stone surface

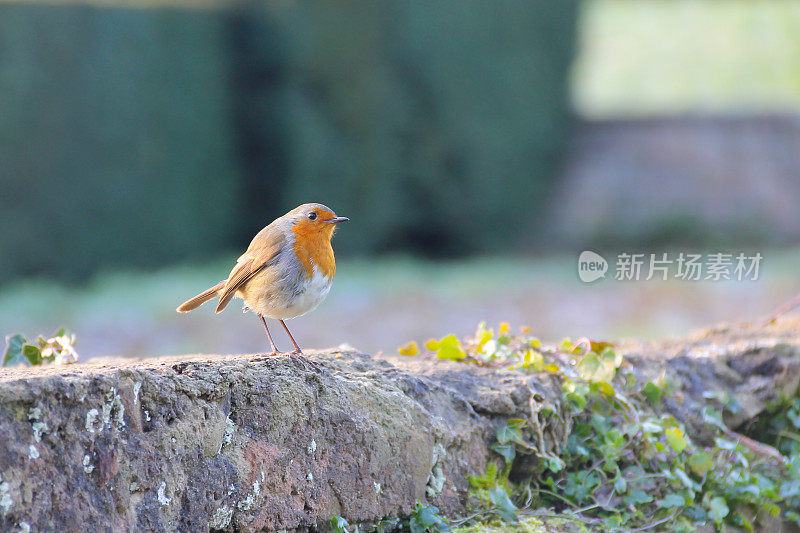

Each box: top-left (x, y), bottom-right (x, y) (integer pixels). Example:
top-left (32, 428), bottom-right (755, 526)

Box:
top-left (0, 350), bottom-right (546, 532)
top-left (1, 318), bottom-right (799, 532)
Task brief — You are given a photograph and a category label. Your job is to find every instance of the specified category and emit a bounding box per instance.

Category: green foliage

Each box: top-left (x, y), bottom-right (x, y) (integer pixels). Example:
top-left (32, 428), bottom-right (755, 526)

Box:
top-left (0, 3), bottom-right (239, 282)
top-left (330, 503), bottom-right (448, 533)
top-left (401, 323), bottom-right (800, 531)
top-left (274, 1), bottom-right (579, 257)
top-left (3, 328), bottom-right (78, 367)
top-left (0, 1), bottom-right (578, 283)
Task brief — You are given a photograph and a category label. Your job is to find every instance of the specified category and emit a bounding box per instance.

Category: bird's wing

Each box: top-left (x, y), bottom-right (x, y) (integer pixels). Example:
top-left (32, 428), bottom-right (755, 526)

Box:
top-left (215, 227), bottom-right (285, 313)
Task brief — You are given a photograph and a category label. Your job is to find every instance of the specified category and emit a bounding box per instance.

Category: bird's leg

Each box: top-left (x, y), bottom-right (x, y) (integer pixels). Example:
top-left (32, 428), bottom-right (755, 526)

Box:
top-left (761, 292), bottom-right (800, 327)
top-left (280, 320), bottom-right (321, 372)
top-left (259, 316), bottom-right (280, 356)
top-left (279, 320), bottom-right (303, 354)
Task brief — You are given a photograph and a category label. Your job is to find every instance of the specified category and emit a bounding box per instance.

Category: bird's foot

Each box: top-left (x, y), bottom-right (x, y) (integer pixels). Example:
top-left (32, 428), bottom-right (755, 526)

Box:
top-left (289, 351), bottom-right (322, 373)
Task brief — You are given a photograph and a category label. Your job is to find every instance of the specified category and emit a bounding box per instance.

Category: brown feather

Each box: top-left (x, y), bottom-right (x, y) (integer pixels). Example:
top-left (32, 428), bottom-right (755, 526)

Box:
top-left (214, 228), bottom-right (285, 313)
top-left (176, 280), bottom-right (225, 313)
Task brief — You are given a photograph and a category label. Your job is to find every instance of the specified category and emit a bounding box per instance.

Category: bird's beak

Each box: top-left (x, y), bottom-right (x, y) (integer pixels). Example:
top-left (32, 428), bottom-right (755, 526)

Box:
top-left (326, 216), bottom-right (350, 224)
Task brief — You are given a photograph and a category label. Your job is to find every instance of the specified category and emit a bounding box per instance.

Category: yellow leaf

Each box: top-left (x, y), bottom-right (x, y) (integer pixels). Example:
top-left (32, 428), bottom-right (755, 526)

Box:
top-left (665, 427), bottom-right (688, 453)
top-left (424, 338), bottom-right (439, 351)
top-left (499, 322), bottom-right (510, 335)
top-left (435, 334), bottom-right (467, 360)
top-left (543, 363), bottom-right (560, 373)
top-left (397, 341), bottom-right (419, 356)
top-left (597, 382), bottom-right (615, 396)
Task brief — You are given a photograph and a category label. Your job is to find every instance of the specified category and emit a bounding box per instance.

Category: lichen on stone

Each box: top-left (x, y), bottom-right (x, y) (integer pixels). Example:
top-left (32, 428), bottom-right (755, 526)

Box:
top-left (217, 415), bottom-right (236, 455)
top-left (157, 482), bottom-right (171, 506)
top-left (102, 387), bottom-right (125, 432)
top-left (426, 443), bottom-right (447, 497)
top-left (0, 479), bottom-right (13, 515)
top-left (307, 439), bottom-right (317, 454)
top-left (85, 409), bottom-right (100, 433)
top-left (208, 506), bottom-right (233, 529)
top-left (133, 382), bottom-right (141, 405)
top-left (28, 445), bottom-right (39, 460)
top-left (237, 494), bottom-right (254, 511)
top-left (31, 422), bottom-right (48, 443)
top-left (83, 454), bottom-right (94, 474)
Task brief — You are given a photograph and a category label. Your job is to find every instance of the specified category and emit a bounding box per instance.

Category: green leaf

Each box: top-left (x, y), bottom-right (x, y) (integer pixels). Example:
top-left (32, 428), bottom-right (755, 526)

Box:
top-left (24, 344), bottom-right (42, 366)
top-left (488, 486), bottom-right (518, 523)
top-left (623, 489), bottom-right (653, 505)
top-left (665, 427), bottom-right (688, 453)
top-left (707, 496), bottom-right (729, 523)
top-left (688, 452), bottom-right (713, 477)
top-left (613, 475), bottom-right (627, 494)
top-left (546, 457), bottom-right (565, 472)
top-left (642, 381), bottom-right (662, 407)
top-left (657, 492), bottom-right (686, 508)
top-left (3, 334), bottom-right (27, 367)
top-left (490, 443), bottom-right (516, 465)
top-left (702, 407), bottom-right (727, 431)
top-left (496, 420), bottom-right (525, 445)
top-left (55, 327), bottom-right (67, 337)
top-left (330, 516), bottom-right (349, 533)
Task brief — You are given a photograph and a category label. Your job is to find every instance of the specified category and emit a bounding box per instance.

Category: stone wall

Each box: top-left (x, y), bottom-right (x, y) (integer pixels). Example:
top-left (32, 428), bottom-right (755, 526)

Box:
top-left (1, 319), bottom-right (799, 531)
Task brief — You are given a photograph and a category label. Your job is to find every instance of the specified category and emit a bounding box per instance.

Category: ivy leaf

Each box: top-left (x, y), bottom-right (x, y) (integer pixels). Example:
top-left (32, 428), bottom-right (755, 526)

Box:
top-left (424, 338), bottom-right (440, 351)
top-left (613, 474), bottom-right (627, 494)
top-left (707, 496), bottom-right (729, 523)
top-left (623, 489), bottom-right (653, 505)
top-left (702, 407), bottom-right (727, 432)
top-left (488, 486), bottom-right (518, 523)
top-left (657, 492), bottom-right (686, 508)
top-left (3, 334), bottom-right (27, 366)
top-left (24, 344), bottom-right (42, 366)
top-left (577, 351), bottom-right (617, 382)
top-left (688, 452), bottom-right (713, 477)
top-left (546, 457), bottom-right (565, 472)
top-left (397, 341), bottom-right (420, 357)
top-left (780, 480), bottom-right (800, 498)
top-left (665, 427), bottom-right (688, 453)
top-left (496, 419), bottom-right (525, 445)
top-left (642, 381), bottom-right (662, 407)
top-left (409, 505), bottom-right (450, 532)
top-left (490, 443), bottom-right (516, 465)
top-left (330, 516), bottom-right (349, 533)
top-left (430, 335), bottom-right (466, 361)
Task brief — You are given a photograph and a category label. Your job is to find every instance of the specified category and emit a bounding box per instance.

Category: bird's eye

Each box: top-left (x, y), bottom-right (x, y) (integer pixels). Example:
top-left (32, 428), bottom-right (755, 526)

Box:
top-left (308, 212), bottom-right (317, 220)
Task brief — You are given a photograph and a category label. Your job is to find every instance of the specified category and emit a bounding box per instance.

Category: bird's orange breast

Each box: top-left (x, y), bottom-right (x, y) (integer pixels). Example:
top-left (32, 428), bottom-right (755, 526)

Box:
top-left (291, 224), bottom-right (336, 279)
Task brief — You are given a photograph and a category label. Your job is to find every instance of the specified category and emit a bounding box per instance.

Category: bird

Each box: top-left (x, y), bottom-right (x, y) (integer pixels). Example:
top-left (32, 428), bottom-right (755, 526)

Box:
top-left (176, 203), bottom-right (348, 366)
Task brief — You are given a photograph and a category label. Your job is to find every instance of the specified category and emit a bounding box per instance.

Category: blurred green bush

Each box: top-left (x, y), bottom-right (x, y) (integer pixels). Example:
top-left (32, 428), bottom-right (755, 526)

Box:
top-left (0, 1), bottom-right (577, 282)
top-left (0, 3), bottom-right (239, 281)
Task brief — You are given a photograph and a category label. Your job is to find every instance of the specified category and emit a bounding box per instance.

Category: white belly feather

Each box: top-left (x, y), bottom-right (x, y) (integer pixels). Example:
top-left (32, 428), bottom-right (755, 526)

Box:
top-left (274, 267), bottom-right (332, 319)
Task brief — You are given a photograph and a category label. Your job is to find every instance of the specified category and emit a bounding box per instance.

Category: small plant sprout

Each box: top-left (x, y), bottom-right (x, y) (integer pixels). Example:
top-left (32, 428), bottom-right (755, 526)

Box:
top-left (3, 328), bottom-right (79, 367)
top-left (393, 323), bottom-right (800, 532)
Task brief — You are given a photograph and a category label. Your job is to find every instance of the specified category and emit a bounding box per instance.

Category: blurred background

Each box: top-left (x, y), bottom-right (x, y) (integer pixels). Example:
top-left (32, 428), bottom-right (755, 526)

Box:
top-left (2, 0), bottom-right (800, 360)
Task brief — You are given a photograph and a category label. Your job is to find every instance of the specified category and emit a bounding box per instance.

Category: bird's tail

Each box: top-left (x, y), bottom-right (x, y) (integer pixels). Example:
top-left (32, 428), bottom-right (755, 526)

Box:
top-left (176, 280), bottom-right (226, 313)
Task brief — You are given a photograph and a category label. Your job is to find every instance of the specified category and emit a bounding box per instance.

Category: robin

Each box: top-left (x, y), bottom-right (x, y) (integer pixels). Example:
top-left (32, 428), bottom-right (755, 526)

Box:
top-left (176, 203), bottom-right (349, 364)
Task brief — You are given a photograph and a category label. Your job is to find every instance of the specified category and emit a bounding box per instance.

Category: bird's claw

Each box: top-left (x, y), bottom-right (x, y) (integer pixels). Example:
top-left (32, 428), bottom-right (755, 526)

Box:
top-left (290, 353), bottom-right (322, 373)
